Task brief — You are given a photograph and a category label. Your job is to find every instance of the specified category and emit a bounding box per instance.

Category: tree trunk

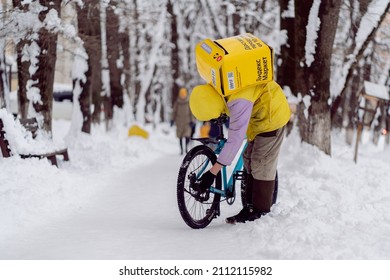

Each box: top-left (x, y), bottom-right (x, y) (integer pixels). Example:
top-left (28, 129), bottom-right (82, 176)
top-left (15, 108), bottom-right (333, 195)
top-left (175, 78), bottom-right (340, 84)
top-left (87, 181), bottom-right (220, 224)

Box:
top-left (76, 0), bottom-right (102, 133)
top-left (181, 0), bottom-right (202, 91)
top-left (277, 0), bottom-right (296, 94)
top-left (167, 0), bottom-right (180, 107)
top-left (120, 27), bottom-right (131, 102)
top-left (0, 45), bottom-right (8, 109)
top-left (14, 38), bottom-right (30, 118)
top-left (132, 0), bottom-right (141, 119)
top-left (295, 0), bottom-right (342, 155)
top-left (12, 0), bottom-right (61, 133)
top-left (12, 0), bottom-right (30, 118)
top-left (30, 0), bottom-right (61, 133)
top-left (232, 0), bottom-right (242, 35)
top-left (0, 0), bottom-right (8, 109)
top-left (106, 2), bottom-right (124, 111)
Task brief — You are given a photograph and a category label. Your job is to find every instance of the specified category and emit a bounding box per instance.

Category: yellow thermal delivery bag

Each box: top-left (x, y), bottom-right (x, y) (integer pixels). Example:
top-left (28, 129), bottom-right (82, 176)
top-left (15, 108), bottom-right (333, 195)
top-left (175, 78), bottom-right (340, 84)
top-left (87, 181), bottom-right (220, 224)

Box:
top-left (195, 33), bottom-right (274, 96)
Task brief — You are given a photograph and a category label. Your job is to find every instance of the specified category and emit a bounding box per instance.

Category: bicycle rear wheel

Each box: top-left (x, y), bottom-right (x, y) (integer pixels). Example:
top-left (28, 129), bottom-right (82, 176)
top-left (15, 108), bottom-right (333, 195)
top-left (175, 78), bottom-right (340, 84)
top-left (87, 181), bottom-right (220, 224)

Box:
top-left (177, 145), bottom-right (221, 229)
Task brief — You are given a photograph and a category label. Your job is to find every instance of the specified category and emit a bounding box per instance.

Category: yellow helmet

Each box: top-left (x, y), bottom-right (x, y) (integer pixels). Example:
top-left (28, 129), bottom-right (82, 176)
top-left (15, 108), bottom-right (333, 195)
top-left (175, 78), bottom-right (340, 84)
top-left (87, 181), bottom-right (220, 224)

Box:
top-left (189, 84), bottom-right (227, 121)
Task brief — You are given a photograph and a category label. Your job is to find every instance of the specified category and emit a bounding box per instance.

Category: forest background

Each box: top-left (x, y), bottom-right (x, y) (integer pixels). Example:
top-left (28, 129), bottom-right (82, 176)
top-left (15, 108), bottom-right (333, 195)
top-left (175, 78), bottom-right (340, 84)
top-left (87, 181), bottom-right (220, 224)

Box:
top-left (0, 0), bottom-right (389, 156)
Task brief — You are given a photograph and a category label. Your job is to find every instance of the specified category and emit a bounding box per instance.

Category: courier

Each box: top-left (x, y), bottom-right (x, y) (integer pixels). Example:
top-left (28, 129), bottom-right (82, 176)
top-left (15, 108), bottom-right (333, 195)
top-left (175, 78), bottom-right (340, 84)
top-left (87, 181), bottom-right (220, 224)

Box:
top-left (195, 33), bottom-right (274, 96)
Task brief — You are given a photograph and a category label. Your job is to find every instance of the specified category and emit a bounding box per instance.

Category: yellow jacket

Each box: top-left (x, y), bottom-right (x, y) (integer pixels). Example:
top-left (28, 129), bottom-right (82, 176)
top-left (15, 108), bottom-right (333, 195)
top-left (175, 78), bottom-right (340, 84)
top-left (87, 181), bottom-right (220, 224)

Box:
top-left (226, 81), bottom-right (291, 141)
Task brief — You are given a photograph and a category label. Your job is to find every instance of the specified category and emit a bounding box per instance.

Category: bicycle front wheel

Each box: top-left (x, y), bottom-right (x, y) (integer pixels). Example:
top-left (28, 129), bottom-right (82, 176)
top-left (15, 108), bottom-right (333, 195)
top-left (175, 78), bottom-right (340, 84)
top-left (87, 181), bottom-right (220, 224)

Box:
top-left (177, 145), bottom-right (221, 229)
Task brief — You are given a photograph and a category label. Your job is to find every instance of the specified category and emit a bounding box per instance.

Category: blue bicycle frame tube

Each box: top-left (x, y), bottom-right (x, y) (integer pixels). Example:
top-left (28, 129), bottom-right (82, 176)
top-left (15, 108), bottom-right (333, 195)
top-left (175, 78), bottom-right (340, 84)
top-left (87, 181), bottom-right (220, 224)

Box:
top-left (210, 141), bottom-right (248, 197)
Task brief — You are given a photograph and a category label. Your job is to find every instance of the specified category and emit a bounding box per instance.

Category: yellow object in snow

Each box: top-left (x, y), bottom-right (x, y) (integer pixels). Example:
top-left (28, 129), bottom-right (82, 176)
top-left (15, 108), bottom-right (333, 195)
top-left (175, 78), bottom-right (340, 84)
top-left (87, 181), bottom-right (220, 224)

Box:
top-left (195, 33), bottom-right (274, 96)
top-left (128, 125), bottom-right (149, 139)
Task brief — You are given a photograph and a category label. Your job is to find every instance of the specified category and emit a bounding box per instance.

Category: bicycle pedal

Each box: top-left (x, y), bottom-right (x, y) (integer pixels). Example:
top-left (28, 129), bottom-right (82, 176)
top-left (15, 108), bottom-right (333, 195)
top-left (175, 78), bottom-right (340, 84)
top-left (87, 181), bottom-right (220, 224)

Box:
top-left (206, 208), bottom-right (219, 219)
top-left (233, 170), bottom-right (246, 181)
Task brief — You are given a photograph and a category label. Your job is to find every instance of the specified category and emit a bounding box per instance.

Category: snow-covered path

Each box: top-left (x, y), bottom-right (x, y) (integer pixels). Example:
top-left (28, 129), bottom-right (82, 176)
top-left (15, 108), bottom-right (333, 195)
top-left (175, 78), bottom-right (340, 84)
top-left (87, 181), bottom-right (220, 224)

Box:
top-left (1, 154), bottom-right (181, 259)
top-left (0, 148), bottom-right (251, 259)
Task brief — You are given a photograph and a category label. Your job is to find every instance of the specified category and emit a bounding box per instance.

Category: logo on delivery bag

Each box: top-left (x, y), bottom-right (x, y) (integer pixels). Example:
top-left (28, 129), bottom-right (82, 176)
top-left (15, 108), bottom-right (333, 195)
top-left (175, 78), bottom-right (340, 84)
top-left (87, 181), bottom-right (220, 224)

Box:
top-left (213, 53), bottom-right (222, 62)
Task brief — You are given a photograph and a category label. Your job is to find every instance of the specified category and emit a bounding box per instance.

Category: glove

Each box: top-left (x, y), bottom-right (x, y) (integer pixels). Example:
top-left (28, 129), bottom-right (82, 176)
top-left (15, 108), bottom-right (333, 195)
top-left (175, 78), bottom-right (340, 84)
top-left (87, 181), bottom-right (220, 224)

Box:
top-left (197, 170), bottom-right (216, 192)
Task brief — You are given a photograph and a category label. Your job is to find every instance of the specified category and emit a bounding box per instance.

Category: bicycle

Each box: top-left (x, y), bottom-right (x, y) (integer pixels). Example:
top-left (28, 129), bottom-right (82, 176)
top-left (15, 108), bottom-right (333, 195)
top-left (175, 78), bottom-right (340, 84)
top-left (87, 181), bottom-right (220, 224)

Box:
top-left (176, 114), bottom-right (278, 229)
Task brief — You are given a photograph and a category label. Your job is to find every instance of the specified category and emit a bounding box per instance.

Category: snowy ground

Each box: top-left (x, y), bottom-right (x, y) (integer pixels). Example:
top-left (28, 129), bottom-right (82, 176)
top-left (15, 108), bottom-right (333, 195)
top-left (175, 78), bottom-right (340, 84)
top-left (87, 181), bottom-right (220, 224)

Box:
top-left (1, 119), bottom-right (390, 260)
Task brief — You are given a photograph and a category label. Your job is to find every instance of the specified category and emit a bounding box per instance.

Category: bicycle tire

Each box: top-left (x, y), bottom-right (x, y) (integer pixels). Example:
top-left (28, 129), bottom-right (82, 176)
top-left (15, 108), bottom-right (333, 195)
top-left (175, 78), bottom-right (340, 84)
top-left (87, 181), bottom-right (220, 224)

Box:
top-left (177, 145), bottom-right (221, 229)
top-left (241, 171), bottom-right (279, 207)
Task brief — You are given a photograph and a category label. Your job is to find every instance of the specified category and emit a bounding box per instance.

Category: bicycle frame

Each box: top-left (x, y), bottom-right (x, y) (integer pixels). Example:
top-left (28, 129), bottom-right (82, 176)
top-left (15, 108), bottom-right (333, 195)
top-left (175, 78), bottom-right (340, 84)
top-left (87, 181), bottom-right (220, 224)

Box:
top-left (196, 136), bottom-right (247, 203)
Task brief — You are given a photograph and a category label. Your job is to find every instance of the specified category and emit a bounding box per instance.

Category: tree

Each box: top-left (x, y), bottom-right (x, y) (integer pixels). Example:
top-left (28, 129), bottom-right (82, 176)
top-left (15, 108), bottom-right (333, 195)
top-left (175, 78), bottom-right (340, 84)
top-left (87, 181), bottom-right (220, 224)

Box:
top-left (118, 7), bottom-right (132, 118)
top-left (12, 0), bottom-right (61, 133)
top-left (76, 0), bottom-right (103, 133)
top-left (106, 1), bottom-right (124, 116)
top-left (294, 0), bottom-right (342, 155)
top-left (14, 35), bottom-right (30, 118)
top-left (331, 0), bottom-right (390, 134)
top-left (32, 0), bottom-right (62, 133)
top-left (0, 0), bottom-right (10, 109)
top-left (132, 0), bottom-right (170, 123)
top-left (277, 0), bottom-right (296, 93)
top-left (0, 42), bottom-right (8, 110)
top-left (167, 0), bottom-right (180, 105)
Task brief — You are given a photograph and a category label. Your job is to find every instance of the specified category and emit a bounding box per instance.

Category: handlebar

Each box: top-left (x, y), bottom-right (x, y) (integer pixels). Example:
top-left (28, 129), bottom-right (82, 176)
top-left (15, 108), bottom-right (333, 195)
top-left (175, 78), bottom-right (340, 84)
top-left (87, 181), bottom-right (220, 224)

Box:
top-left (191, 114), bottom-right (229, 145)
top-left (191, 137), bottom-right (219, 145)
top-left (210, 114), bottom-right (229, 140)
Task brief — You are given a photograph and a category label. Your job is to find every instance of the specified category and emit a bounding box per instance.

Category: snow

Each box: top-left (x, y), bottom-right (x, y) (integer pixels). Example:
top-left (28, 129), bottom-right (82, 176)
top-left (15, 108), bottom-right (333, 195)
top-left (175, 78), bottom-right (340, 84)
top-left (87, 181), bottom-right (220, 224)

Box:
top-left (297, 92), bottom-right (311, 119)
top-left (305, 0), bottom-right (321, 67)
top-left (43, 9), bottom-right (61, 32)
top-left (1, 118), bottom-right (390, 261)
top-left (0, 109), bottom-right (67, 154)
top-left (363, 80), bottom-right (389, 100)
top-left (355, 0), bottom-right (390, 52)
top-left (281, 0), bottom-right (294, 19)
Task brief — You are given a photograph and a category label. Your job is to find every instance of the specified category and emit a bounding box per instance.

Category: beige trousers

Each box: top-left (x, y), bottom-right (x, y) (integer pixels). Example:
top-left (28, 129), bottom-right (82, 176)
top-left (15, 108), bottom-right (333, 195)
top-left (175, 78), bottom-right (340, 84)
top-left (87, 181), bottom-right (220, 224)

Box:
top-left (243, 126), bottom-right (286, 181)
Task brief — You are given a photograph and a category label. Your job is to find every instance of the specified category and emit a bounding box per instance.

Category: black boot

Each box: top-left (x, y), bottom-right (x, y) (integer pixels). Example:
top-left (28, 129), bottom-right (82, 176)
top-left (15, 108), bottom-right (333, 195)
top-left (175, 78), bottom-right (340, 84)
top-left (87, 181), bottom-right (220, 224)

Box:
top-left (251, 179), bottom-right (275, 218)
top-left (225, 206), bottom-right (261, 224)
top-left (241, 171), bottom-right (253, 208)
top-left (225, 179), bottom-right (275, 224)
top-left (226, 171), bottom-right (254, 224)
